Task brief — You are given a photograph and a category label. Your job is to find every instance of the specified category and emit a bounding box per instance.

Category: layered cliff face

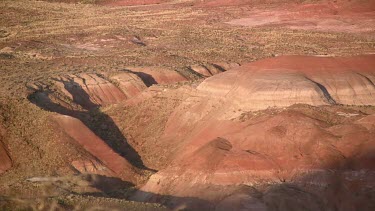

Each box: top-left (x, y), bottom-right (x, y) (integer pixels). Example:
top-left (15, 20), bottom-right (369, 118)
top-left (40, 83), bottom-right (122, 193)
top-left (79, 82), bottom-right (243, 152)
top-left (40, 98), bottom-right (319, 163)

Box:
top-left (198, 55), bottom-right (375, 110)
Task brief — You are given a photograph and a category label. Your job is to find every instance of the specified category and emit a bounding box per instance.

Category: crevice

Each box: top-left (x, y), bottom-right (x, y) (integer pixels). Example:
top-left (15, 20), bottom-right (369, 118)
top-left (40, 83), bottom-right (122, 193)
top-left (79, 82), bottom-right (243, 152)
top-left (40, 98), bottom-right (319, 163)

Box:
top-left (304, 76), bottom-right (337, 105)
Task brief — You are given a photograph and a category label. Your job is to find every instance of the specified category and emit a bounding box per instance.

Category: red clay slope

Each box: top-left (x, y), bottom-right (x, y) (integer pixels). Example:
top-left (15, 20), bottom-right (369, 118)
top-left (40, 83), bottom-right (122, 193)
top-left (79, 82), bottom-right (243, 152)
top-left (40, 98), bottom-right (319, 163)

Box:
top-left (135, 106), bottom-right (375, 209)
top-left (53, 115), bottom-right (140, 183)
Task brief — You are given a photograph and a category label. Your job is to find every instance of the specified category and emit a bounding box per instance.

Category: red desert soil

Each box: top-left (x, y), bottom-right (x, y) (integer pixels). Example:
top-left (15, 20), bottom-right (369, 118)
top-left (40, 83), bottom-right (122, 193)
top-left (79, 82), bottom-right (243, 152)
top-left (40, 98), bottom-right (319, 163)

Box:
top-left (196, 0), bottom-right (289, 7)
top-left (226, 0), bottom-right (375, 34)
top-left (103, 0), bottom-right (168, 6)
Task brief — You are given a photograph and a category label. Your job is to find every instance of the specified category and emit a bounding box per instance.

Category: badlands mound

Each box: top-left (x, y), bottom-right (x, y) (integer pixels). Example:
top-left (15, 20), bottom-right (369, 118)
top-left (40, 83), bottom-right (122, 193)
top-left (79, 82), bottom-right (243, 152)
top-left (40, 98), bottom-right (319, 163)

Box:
top-left (3, 54), bottom-right (373, 210)
top-left (124, 55), bottom-right (375, 209)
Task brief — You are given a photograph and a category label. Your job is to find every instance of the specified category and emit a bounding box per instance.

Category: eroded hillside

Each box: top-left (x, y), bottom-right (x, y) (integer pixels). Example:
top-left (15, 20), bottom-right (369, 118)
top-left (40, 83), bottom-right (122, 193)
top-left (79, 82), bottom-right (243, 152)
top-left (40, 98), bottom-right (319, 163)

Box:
top-left (0, 0), bottom-right (374, 210)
